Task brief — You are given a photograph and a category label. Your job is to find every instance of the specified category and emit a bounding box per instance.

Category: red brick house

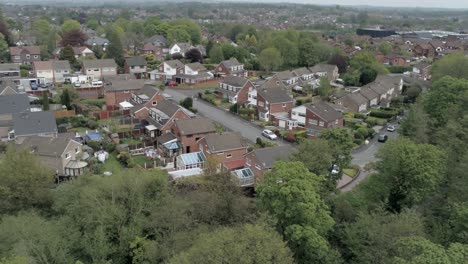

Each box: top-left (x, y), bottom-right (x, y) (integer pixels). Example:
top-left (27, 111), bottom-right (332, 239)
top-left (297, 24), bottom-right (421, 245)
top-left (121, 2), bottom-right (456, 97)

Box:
top-left (413, 43), bottom-right (435, 58)
top-left (213, 58), bottom-right (247, 77)
top-left (104, 79), bottom-right (146, 107)
top-left (171, 118), bottom-right (216, 154)
top-left (244, 145), bottom-right (294, 184)
top-left (217, 75), bottom-right (254, 104)
top-left (129, 85), bottom-right (167, 122)
top-left (10, 46), bottom-right (41, 64)
top-left (256, 87), bottom-right (294, 122)
top-left (146, 100), bottom-right (195, 136)
top-left (197, 132), bottom-right (248, 171)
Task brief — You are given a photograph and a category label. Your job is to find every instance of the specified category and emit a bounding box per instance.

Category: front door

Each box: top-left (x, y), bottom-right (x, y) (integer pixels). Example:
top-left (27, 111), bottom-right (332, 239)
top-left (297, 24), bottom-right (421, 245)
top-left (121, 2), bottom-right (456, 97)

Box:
top-left (186, 146), bottom-right (191, 153)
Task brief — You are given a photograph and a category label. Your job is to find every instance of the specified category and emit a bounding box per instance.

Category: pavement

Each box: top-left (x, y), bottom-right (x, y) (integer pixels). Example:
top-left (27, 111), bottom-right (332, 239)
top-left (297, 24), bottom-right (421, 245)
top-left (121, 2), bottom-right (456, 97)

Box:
top-left (163, 88), bottom-right (283, 145)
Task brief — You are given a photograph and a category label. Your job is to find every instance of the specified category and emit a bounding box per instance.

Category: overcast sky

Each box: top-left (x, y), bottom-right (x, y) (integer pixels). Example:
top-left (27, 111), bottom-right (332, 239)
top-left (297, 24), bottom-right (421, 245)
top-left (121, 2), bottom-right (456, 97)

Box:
top-left (271, 0), bottom-right (468, 8)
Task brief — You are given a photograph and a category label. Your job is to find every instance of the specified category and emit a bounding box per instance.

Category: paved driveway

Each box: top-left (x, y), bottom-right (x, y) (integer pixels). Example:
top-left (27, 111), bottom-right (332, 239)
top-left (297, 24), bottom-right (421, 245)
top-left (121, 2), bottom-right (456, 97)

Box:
top-left (164, 88), bottom-right (284, 145)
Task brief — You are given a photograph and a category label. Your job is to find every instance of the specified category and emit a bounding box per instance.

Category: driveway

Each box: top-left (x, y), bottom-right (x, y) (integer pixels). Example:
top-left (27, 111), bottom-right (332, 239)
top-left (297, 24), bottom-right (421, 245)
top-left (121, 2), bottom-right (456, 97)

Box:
top-left (163, 88), bottom-right (284, 145)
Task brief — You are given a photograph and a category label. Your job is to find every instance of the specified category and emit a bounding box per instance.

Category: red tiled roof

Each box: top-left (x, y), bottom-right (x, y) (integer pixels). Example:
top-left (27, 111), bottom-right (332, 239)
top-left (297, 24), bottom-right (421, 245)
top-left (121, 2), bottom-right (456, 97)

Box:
top-left (10, 46), bottom-right (41, 56)
top-left (223, 159), bottom-right (245, 170)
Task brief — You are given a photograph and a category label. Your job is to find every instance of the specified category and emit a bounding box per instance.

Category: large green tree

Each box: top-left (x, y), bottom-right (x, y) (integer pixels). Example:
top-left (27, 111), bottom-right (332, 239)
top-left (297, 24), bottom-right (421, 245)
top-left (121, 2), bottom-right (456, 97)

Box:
top-left (0, 147), bottom-right (53, 215)
top-left (61, 19), bottom-right (81, 34)
top-left (257, 161), bottom-right (339, 263)
top-left (105, 28), bottom-right (125, 68)
top-left (319, 128), bottom-right (354, 172)
top-left (169, 224), bottom-right (294, 264)
top-left (431, 52), bottom-right (468, 81)
top-left (258, 47), bottom-right (282, 72)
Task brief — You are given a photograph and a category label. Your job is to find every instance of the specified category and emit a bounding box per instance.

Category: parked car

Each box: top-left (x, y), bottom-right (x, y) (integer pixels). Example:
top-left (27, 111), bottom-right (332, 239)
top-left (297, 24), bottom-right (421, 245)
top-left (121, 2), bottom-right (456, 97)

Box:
top-left (331, 164), bottom-right (340, 175)
top-left (387, 125), bottom-right (396, 132)
top-left (378, 134), bottom-right (388, 143)
top-left (166, 80), bottom-right (178, 87)
top-left (92, 81), bottom-right (103, 87)
top-left (73, 81), bottom-right (81, 88)
top-left (39, 82), bottom-right (52, 88)
top-left (262, 129), bottom-right (277, 140)
top-left (30, 83), bottom-right (38, 90)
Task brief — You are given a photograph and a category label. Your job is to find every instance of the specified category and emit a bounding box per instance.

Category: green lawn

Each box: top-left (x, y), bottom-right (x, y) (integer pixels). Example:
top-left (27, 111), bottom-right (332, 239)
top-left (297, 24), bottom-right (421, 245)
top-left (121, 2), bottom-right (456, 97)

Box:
top-left (343, 168), bottom-right (358, 178)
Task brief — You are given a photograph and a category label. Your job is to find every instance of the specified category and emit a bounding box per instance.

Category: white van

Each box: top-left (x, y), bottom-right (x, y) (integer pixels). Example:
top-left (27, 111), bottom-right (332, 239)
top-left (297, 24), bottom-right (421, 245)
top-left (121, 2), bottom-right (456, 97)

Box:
top-left (92, 81), bottom-right (103, 87)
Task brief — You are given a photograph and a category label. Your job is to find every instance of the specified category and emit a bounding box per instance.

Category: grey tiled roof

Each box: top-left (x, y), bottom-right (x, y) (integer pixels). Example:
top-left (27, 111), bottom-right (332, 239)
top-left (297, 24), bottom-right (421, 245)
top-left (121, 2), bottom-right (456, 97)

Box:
top-left (174, 118), bottom-right (216, 136)
top-left (359, 87), bottom-right (379, 100)
top-left (251, 145), bottom-right (294, 169)
top-left (82, 59), bottom-right (117, 69)
top-left (304, 101), bottom-right (343, 122)
top-left (185, 62), bottom-right (206, 72)
top-left (126, 56), bottom-right (147, 67)
top-left (221, 75), bottom-right (248, 87)
top-left (104, 79), bottom-right (145, 92)
top-left (164, 60), bottom-right (184, 69)
top-left (257, 87), bottom-right (293, 104)
top-left (0, 63), bottom-right (20, 72)
top-left (17, 136), bottom-right (76, 156)
top-left (0, 94), bottom-right (30, 115)
top-left (221, 58), bottom-right (242, 68)
top-left (13, 111), bottom-right (57, 137)
top-left (201, 132), bottom-right (247, 152)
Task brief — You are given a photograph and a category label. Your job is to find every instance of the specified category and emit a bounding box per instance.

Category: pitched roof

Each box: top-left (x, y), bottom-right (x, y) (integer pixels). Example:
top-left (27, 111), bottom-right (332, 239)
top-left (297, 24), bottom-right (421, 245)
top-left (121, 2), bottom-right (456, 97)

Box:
top-left (221, 75), bottom-right (249, 87)
top-left (185, 62), bottom-right (206, 72)
top-left (174, 118), bottom-right (216, 136)
top-left (257, 87), bottom-right (293, 104)
top-left (52, 60), bottom-right (71, 70)
top-left (171, 43), bottom-right (192, 53)
top-left (126, 56), bottom-right (147, 67)
top-left (164, 60), bottom-right (184, 69)
top-left (0, 63), bottom-right (20, 72)
top-left (85, 36), bottom-right (109, 46)
top-left (292, 67), bottom-right (312, 77)
top-left (104, 79), bottom-right (145, 92)
top-left (275, 70), bottom-right (296, 80)
top-left (309, 63), bottom-right (338, 73)
top-left (304, 101), bottom-right (343, 122)
top-left (0, 94), bottom-right (30, 114)
top-left (135, 84), bottom-right (160, 99)
top-left (0, 79), bottom-right (19, 95)
top-left (153, 100), bottom-right (181, 118)
top-left (34, 60), bottom-right (71, 71)
top-left (201, 132), bottom-right (247, 152)
top-left (251, 145), bottom-right (294, 169)
top-left (359, 87), bottom-right (379, 100)
top-left (221, 58), bottom-right (242, 68)
top-left (9, 46), bottom-right (41, 56)
top-left (82, 59), bottom-right (117, 69)
top-left (342, 92), bottom-right (368, 105)
top-left (13, 111), bottom-right (57, 137)
top-left (260, 76), bottom-right (288, 90)
top-left (17, 136), bottom-right (79, 156)
top-left (147, 35), bottom-right (167, 46)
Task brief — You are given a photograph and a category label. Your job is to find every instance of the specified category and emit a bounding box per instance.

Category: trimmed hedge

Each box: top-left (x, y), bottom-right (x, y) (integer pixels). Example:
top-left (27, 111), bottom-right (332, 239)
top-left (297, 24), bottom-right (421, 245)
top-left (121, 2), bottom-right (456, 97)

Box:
top-left (369, 109), bottom-right (398, 119)
top-left (365, 117), bottom-right (387, 126)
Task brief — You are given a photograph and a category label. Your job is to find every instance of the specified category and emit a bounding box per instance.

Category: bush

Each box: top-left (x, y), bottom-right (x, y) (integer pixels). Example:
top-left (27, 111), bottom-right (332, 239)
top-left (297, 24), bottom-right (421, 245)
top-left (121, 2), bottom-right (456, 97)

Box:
top-left (365, 117), bottom-right (387, 126)
top-left (180, 97), bottom-right (193, 109)
top-left (82, 99), bottom-right (106, 108)
top-left (353, 138), bottom-right (364, 145)
top-left (117, 151), bottom-right (135, 168)
top-left (354, 113), bottom-right (367, 119)
top-left (369, 109), bottom-right (397, 119)
top-left (188, 107), bottom-right (198, 114)
top-left (229, 103), bottom-right (239, 113)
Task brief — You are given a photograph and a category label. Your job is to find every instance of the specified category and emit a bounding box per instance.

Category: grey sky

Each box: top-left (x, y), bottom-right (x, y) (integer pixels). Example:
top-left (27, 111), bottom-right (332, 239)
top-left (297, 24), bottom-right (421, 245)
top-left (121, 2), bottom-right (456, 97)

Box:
top-left (275, 0), bottom-right (468, 9)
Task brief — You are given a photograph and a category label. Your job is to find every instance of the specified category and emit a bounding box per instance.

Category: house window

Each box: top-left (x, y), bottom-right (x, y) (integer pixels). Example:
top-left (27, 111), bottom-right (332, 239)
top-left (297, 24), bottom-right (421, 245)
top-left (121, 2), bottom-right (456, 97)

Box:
top-left (258, 101), bottom-right (264, 107)
top-left (26, 54), bottom-right (30, 59)
top-left (152, 101), bottom-right (157, 106)
top-left (65, 153), bottom-right (70, 159)
top-left (75, 148), bottom-right (80, 153)
top-left (14, 55), bottom-right (20, 59)
top-left (319, 121), bottom-right (324, 127)
top-left (255, 164), bottom-right (261, 170)
top-left (34, 55), bottom-right (39, 59)
top-left (226, 154), bottom-right (232, 158)
top-left (124, 90), bottom-right (129, 93)
top-left (282, 104), bottom-right (286, 107)
top-left (195, 137), bottom-right (200, 141)
top-left (335, 120), bottom-right (339, 125)
top-left (309, 119), bottom-right (318, 126)
top-left (246, 158), bottom-right (251, 166)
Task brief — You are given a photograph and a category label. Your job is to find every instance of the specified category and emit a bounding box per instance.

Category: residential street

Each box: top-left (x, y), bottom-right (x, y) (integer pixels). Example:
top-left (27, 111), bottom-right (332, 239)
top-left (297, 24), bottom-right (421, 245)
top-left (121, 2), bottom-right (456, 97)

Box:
top-left (164, 88), bottom-right (284, 145)
top-left (164, 87), bottom-right (398, 192)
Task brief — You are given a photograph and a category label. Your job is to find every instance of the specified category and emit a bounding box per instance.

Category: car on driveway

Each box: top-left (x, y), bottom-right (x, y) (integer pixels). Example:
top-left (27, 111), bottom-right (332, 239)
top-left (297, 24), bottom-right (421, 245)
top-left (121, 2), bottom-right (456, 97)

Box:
top-left (378, 134), bottom-right (388, 143)
top-left (262, 129), bottom-right (277, 140)
top-left (331, 164), bottom-right (340, 175)
top-left (387, 125), bottom-right (396, 132)
top-left (165, 80), bottom-right (178, 87)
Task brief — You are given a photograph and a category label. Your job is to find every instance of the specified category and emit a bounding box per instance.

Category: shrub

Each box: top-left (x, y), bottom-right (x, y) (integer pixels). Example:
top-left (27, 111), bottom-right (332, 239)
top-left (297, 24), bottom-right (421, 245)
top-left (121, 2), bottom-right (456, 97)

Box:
top-left (117, 151), bottom-right (135, 168)
top-left (353, 138), bottom-right (364, 145)
top-left (354, 113), bottom-right (367, 119)
top-left (365, 117), bottom-right (387, 126)
top-left (369, 109), bottom-right (397, 119)
top-left (229, 103), bottom-right (239, 113)
top-left (82, 99), bottom-right (106, 108)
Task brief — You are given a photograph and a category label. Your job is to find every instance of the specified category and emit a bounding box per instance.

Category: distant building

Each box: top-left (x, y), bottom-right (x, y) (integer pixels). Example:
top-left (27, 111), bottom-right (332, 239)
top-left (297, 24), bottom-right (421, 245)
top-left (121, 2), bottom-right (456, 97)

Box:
top-left (357, 28), bottom-right (396, 38)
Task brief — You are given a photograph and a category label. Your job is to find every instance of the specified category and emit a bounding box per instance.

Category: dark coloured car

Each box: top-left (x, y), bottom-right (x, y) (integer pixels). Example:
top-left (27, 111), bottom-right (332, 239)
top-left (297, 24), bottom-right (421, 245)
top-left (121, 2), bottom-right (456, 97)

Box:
top-left (377, 134), bottom-right (388, 143)
top-left (30, 83), bottom-right (38, 90)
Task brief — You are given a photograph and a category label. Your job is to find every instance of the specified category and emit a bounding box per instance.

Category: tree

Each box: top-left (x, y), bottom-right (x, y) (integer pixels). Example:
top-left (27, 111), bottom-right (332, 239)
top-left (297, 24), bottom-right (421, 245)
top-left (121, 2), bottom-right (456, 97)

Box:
top-left (0, 33), bottom-right (8, 62)
top-left (184, 48), bottom-right (202, 63)
top-left (85, 18), bottom-right (99, 30)
top-left (257, 161), bottom-right (338, 263)
top-left (399, 102), bottom-right (429, 144)
top-left (42, 92), bottom-right (49, 111)
top-left (319, 128), bottom-right (354, 172)
top-left (293, 139), bottom-right (333, 176)
top-left (378, 42), bottom-right (393, 55)
top-left (317, 77), bottom-right (332, 100)
top-left (166, 27), bottom-right (191, 44)
top-left (0, 146), bottom-right (53, 214)
top-left (431, 53), bottom-right (468, 81)
top-left (273, 36), bottom-right (299, 67)
top-left (359, 67), bottom-right (378, 85)
top-left (60, 88), bottom-right (72, 110)
top-left (105, 28), bottom-right (125, 68)
top-left (0, 7), bottom-right (12, 45)
top-left (340, 210), bottom-right (427, 264)
top-left (180, 97), bottom-right (193, 109)
top-left (328, 54), bottom-right (348, 74)
top-left (258, 48), bottom-right (282, 72)
top-left (60, 29), bottom-right (88, 47)
top-left (209, 45), bottom-right (224, 64)
top-left (61, 19), bottom-right (81, 34)
top-left (349, 51), bottom-right (389, 75)
top-left (376, 138), bottom-right (446, 212)
top-left (59, 46), bottom-right (78, 70)
top-left (32, 19), bottom-right (51, 45)
top-left (169, 224), bottom-right (294, 264)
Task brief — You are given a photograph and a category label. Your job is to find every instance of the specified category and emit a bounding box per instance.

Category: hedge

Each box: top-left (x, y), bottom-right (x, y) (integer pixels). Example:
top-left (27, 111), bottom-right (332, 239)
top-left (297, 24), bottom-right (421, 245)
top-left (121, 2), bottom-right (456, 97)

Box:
top-left (369, 109), bottom-right (398, 119)
top-left (365, 117), bottom-right (387, 126)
